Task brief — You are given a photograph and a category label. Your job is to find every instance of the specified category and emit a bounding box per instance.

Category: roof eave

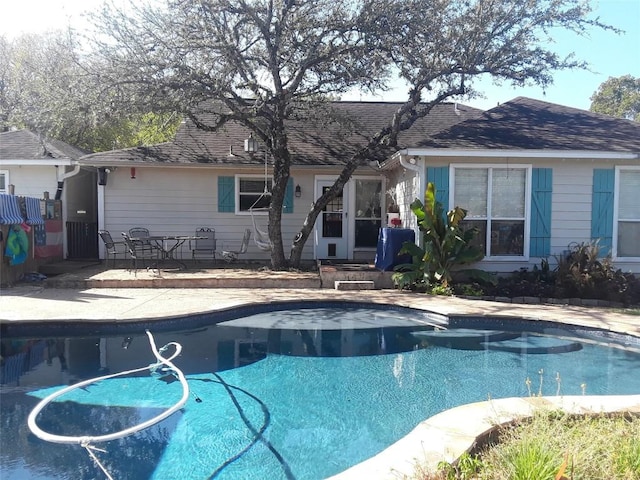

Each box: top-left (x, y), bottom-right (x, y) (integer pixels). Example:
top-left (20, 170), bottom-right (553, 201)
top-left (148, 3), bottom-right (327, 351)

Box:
top-left (398, 148), bottom-right (639, 159)
top-left (0, 159), bottom-right (76, 166)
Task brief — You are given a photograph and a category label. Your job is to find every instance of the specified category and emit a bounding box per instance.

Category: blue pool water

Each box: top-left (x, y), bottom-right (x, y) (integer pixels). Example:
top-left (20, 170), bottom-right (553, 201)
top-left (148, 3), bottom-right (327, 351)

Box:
top-left (1, 304), bottom-right (640, 480)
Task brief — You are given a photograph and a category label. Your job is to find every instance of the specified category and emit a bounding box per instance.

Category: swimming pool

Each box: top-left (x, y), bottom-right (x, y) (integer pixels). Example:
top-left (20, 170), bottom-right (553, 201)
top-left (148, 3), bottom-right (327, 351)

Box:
top-left (2, 302), bottom-right (639, 479)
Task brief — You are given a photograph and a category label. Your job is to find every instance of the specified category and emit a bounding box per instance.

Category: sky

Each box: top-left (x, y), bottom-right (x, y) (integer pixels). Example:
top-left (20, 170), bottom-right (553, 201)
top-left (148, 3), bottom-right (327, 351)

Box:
top-left (1, 0), bottom-right (639, 112)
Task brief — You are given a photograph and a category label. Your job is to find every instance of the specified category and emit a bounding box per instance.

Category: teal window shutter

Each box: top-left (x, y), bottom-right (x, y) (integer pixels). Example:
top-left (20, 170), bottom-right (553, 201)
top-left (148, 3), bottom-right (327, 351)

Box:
top-left (218, 176), bottom-right (235, 212)
top-left (283, 178), bottom-right (294, 214)
top-left (530, 168), bottom-right (552, 257)
top-left (591, 168), bottom-right (614, 255)
top-left (426, 167), bottom-right (449, 212)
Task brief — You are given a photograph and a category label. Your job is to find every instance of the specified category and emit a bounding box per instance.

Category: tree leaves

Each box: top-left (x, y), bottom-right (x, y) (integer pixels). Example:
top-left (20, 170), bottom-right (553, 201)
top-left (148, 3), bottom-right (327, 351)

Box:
top-left (590, 75), bottom-right (640, 122)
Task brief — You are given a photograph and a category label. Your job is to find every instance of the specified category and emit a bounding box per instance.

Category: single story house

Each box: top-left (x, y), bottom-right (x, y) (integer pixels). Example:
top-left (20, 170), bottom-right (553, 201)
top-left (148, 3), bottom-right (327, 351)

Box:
top-left (77, 97), bottom-right (640, 274)
top-left (0, 129), bottom-right (96, 259)
top-left (78, 101), bottom-right (481, 263)
top-left (381, 97), bottom-right (640, 274)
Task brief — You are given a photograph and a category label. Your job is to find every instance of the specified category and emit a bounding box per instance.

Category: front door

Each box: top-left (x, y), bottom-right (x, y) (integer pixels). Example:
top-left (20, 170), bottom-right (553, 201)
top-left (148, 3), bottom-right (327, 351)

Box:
top-left (315, 179), bottom-right (349, 260)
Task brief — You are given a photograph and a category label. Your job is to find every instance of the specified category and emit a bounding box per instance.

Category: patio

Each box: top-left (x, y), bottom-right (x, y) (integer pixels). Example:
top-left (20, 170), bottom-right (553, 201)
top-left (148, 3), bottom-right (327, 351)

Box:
top-left (34, 260), bottom-right (394, 290)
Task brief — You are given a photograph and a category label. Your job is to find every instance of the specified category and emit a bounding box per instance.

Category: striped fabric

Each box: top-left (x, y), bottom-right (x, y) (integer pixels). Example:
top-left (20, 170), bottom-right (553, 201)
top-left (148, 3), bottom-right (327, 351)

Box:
top-left (34, 220), bottom-right (64, 258)
top-left (0, 193), bottom-right (24, 225)
top-left (25, 197), bottom-right (45, 225)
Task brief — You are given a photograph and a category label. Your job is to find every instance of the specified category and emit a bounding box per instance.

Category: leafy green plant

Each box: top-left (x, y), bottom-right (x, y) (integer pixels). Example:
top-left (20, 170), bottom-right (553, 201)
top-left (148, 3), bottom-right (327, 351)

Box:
top-left (505, 438), bottom-right (562, 480)
top-left (392, 182), bottom-right (484, 290)
top-left (429, 284), bottom-right (454, 296)
top-left (436, 452), bottom-right (484, 480)
top-left (554, 240), bottom-right (640, 305)
top-left (476, 411), bottom-right (640, 480)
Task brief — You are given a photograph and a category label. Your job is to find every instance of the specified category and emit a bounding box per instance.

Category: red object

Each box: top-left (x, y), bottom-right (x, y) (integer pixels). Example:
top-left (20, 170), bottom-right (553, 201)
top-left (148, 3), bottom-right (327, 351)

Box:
top-left (34, 220), bottom-right (63, 258)
top-left (130, 167), bottom-right (136, 179)
top-left (390, 217), bottom-right (402, 227)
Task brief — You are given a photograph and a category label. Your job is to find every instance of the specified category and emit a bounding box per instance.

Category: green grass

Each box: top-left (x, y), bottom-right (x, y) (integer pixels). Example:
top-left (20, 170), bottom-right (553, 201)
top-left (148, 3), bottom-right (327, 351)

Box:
top-left (417, 411), bottom-right (640, 480)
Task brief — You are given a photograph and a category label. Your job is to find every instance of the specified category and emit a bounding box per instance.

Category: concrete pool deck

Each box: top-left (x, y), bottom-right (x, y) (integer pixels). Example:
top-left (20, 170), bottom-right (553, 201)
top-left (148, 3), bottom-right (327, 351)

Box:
top-left (2, 284), bottom-right (639, 479)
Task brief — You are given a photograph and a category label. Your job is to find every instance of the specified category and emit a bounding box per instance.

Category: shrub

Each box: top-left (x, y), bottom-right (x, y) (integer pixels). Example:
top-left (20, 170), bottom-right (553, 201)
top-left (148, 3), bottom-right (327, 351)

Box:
top-left (392, 182), bottom-right (484, 290)
top-left (554, 241), bottom-right (640, 305)
top-left (466, 242), bottom-right (640, 306)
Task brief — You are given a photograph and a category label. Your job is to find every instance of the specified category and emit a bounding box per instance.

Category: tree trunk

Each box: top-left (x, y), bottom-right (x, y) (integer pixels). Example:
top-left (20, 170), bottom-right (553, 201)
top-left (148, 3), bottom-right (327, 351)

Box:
top-left (268, 110), bottom-right (291, 270)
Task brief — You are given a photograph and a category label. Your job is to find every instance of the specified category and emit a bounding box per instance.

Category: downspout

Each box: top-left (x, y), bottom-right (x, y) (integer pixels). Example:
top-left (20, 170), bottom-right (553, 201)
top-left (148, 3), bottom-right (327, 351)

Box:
top-left (55, 163), bottom-right (81, 199)
top-left (398, 153), bottom-right (424, 246)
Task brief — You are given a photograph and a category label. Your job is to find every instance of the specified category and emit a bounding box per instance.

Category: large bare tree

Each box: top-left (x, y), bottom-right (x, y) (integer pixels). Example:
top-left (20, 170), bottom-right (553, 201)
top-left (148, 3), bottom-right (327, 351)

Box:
top-left (85, 0), bottom-right (610, 269)
top-left (0, 31), bottom-right (179, 151)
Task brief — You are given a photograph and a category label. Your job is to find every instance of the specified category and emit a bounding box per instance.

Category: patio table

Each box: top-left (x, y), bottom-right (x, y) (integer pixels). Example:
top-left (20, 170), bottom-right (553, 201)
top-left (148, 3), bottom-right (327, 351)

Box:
top-left (130, 235), bottom-right (207, 269)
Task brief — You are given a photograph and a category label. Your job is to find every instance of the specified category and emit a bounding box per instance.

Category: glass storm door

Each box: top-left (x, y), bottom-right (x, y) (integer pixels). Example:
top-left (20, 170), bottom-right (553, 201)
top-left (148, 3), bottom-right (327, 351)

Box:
top-left (315, 179), bottom-right (349, 259)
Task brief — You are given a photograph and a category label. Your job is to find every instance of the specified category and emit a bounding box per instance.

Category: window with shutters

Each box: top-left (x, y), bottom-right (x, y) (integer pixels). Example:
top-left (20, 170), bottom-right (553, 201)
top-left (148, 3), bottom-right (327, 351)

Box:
top-left (236, 175), bottom-right (272, 214)
top-left (452, 165), bottom-right (531, 258)
top-left (615, 167), bottom-right (640, 258)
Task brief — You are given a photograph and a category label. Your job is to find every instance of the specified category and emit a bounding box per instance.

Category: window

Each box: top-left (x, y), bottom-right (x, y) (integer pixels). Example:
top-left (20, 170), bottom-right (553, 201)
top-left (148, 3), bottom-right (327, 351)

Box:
top-left (322, 186), bottom-right (343, 238)
top-left (237, 176), bottom-right (271, 213)
top-left (354, 179), bottom-right (382, 248)
top-left (616, 168), bottom-right (640, 257)
top-left (0, 170), bottom-right (8, 193)
top-left (453, 166), bottom-right (529, 257)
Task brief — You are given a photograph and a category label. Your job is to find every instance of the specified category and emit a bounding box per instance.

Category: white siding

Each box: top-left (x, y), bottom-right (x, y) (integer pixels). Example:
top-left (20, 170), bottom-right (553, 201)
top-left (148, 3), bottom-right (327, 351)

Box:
top-left (387, 167), bottom-right (419, 231)
top-left (421, 157), bottom-right (640, 274)
top-left (103, 166), bottom-right (316, 261)
top-left (5, 166), bottom-right (58, 199)
top-left (550, 162), bottom-right (594, 255)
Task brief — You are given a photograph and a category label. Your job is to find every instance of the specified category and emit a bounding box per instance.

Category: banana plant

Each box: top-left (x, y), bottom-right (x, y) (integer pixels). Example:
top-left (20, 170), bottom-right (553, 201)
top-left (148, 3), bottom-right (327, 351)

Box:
top-left (392, 182), bottom-right (485, 289)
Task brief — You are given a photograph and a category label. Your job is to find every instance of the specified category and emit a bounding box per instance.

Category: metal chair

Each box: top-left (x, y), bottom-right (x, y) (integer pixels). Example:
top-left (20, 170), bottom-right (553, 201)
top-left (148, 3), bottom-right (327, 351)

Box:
top-left (98, 230), bottom-right (127, 268)
top-left (191, 227), bottom-right (216, 263)
top-left (121, 232), bottom-right (160, 274)
top-left (128, 227), bottom-right (151, 247)
top-left (221, 229), bottom-right (251, 262)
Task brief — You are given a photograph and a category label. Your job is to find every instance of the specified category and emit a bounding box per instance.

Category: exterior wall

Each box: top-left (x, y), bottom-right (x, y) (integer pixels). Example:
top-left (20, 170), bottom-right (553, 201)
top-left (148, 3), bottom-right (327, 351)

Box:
top-left (410, 156), bottom-right (640, 275)
top-left (549, 161), bottom-right (596, 257)
top-left (65, 168), bottom-right (97, 223)
top-left (387, 167), bottom-right (419, 232)
top-left (5, 166), bottom-right (58, 198)
top-left (100, 166), bottom-right (317, 261)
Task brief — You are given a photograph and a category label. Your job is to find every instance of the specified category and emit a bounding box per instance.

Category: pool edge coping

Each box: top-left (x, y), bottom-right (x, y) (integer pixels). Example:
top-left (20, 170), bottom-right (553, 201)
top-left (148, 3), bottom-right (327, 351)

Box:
top-left (327, 394), bottom-right (640, 480)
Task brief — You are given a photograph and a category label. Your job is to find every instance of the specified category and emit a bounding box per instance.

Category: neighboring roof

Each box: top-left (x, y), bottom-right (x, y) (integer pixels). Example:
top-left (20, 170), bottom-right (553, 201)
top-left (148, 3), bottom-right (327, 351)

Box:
top-left (78, 101), bottom-right (482, 167)
top-left (0, 129), bottom-right (89, 162)
top-left (414, 97), bottom-right (640, 153)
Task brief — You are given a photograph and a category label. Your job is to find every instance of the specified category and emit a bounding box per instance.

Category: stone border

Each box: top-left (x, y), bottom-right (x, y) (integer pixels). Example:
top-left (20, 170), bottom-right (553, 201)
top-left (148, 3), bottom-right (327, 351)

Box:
top-left (455, 295), bottom-right (630, 309)
top-left (328, 394), bottom-right (640, 480)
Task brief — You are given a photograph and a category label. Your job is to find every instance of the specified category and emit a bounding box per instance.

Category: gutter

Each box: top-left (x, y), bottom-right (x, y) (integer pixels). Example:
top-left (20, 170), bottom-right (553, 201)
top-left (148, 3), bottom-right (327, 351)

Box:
top-left (0, 159), bottom-right (76, 166)
top-left (396, 148), bottom-right (639, 160)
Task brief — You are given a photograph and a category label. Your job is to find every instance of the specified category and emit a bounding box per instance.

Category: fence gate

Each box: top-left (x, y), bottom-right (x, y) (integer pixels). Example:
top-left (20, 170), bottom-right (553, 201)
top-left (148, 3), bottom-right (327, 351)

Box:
top-left (66, 222), bottom-right (98, 259)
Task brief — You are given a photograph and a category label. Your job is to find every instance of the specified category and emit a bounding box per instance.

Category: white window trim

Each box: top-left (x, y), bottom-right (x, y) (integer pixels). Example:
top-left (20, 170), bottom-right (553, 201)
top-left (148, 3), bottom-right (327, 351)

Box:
top-left (235, 174), bottom-right (271, 215)
top-left (0, 170), bottom-right (8, 194)
top-left (613, 166), bottom-right (640, 261)
top-left (450, 163), bottom-right (532, 261)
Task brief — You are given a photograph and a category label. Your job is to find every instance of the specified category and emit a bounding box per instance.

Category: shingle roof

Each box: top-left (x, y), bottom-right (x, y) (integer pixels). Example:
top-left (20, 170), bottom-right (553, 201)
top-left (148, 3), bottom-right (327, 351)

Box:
top-left (0, 129), bottom-right (89, 160)
top-left (417, 97), bottom-right (640, 152)
top-left (78, 101), bottom-right (482, 166)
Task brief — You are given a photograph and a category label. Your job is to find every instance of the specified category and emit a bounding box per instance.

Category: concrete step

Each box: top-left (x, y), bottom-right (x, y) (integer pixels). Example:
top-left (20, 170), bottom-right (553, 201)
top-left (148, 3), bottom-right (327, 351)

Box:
top-left (334, 280), bottom-right (376, 290)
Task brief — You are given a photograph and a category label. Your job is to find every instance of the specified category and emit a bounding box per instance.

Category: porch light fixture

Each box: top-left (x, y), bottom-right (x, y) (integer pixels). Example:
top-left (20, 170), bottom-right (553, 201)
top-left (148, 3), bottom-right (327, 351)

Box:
top-left (244, 133), bottom-right (259, 153)
top-left (130, 167), bottom-right (136, 179)
top-left (295, 184), bottom-right (302, 197)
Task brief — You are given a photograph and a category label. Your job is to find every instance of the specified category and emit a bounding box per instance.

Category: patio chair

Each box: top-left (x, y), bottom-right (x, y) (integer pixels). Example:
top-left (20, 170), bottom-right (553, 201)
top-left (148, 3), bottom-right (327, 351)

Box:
top-left (191, 227), bottom-right (216, 263)
top-left (128, 227), bottom-right (152, 247)
top-left (221, 229), bottom-right (251, 262)
top-left (98, 230), bottom-right (127, 268)
top-left (121, 232), bottom-right (160, 274)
